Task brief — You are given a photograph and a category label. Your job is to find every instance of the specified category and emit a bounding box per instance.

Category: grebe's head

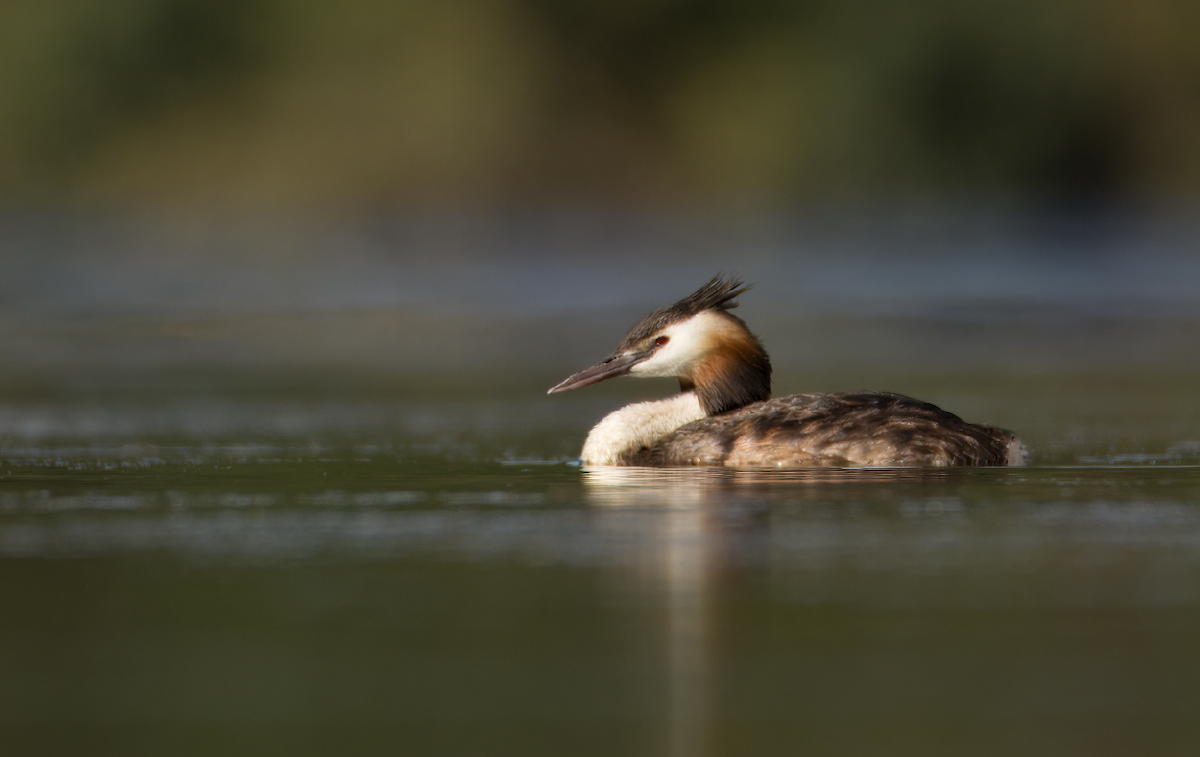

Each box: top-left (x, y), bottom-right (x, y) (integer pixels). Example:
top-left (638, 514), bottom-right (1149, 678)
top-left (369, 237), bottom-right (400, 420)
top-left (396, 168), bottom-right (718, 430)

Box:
top-left (547, 275), bottom-right (772, 415)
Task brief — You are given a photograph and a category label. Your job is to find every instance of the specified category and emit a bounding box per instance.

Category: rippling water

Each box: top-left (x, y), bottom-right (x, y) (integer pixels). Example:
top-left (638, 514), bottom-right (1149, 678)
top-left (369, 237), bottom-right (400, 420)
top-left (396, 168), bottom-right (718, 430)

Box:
top-left (3, 392), bottom-right (1200, 756)
top-left (3, 213), bottom-right (1200, 756)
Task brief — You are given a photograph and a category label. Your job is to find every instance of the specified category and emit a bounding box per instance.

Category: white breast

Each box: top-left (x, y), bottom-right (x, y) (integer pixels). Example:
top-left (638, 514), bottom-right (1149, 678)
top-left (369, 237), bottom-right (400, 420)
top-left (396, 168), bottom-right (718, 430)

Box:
top-left (580, 392), bottom-right (705, 465)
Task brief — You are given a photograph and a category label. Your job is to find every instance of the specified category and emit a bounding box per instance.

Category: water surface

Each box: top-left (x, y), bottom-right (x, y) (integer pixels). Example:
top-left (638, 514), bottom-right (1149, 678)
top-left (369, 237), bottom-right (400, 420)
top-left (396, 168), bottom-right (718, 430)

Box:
top-left (3, 213), bottom-right (1200, 756)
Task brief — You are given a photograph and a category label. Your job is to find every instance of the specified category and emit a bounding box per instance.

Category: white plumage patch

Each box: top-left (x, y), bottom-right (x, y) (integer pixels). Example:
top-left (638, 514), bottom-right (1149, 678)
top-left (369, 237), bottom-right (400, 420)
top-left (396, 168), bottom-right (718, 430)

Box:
top-left (580, 392), bottom-right (705, 465)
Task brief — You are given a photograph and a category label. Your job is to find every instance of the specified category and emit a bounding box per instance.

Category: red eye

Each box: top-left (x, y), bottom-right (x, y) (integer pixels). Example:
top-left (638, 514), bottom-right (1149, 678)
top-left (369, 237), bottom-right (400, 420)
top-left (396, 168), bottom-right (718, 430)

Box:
top-left (654, 336), bottom-right (669, 347)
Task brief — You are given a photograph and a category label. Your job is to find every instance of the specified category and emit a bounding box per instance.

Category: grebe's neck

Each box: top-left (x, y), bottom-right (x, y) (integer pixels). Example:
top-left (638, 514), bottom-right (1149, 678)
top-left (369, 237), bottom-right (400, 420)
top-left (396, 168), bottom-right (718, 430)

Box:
top-left (685, 316), bottom-right (772, 416)
top-left (580, 392), bottom-right (705, 465)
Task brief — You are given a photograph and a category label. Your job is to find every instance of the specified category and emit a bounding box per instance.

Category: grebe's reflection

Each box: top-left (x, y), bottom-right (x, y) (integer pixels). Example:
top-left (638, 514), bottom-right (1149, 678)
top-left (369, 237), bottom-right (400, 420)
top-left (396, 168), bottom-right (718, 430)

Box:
top-left (580, 464), bottom-right (959, 756)
top-left (583, 464), bottom-right (954, 498)
top-left (582, 466), bottom-right (717, 757)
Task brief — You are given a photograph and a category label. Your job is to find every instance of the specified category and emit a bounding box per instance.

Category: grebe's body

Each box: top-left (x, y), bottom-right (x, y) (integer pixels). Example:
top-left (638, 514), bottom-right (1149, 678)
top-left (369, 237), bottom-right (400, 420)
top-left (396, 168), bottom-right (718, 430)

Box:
top-left (548, 276), bottom-right (1024, 467)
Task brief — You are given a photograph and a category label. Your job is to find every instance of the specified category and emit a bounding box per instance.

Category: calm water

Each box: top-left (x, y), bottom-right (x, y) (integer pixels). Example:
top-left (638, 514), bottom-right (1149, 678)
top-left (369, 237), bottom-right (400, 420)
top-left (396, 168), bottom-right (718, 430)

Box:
top-left (3, 212), bottom-right (1200, 756)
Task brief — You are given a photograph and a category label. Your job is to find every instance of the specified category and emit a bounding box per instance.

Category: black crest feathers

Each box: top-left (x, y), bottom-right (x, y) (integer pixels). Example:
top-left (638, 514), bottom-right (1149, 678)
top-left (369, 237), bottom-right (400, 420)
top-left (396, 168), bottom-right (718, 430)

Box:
top-left (667, 275), bottom-right (749, 318)
top-left (616, 274), bottom-right (751, 351)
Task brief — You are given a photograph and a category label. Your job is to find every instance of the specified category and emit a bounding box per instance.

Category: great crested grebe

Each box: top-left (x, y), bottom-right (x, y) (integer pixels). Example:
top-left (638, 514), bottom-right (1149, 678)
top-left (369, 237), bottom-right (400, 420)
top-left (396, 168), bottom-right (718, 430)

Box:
top-left (548, 275), bottom-right (1025, 467)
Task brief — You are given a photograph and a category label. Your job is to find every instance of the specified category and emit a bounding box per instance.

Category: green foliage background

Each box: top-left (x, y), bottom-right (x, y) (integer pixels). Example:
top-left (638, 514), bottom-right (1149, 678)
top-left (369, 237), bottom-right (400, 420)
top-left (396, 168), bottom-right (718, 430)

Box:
top-left (2, 0), bottom-right (1198, 209)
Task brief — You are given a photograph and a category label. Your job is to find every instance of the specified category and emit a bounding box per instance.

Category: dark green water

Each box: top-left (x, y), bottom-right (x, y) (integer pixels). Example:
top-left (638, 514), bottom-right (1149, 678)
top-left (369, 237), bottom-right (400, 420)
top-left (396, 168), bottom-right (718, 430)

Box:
top-left (3, 388), bottom-right (1200, 757)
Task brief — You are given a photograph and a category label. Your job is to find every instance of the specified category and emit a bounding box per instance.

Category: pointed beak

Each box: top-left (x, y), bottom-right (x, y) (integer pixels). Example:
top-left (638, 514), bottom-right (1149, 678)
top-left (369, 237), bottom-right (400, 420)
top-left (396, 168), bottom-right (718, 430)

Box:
top-left (547, 352), bottom-right (650, 394)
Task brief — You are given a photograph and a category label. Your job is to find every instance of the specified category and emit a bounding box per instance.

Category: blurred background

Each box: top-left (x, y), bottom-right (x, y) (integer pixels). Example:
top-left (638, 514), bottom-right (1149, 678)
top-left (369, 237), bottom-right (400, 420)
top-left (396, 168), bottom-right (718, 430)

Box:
top-left (3, 0), bottom-right (1199, 208)
top-left (1, 0), bottom-right (1199, 436)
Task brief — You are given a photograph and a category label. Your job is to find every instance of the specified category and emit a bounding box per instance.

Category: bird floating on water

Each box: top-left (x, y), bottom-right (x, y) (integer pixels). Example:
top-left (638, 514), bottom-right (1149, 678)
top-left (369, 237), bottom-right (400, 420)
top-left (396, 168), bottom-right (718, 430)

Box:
top-left (548, 275), bottom-right (1024, 467)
